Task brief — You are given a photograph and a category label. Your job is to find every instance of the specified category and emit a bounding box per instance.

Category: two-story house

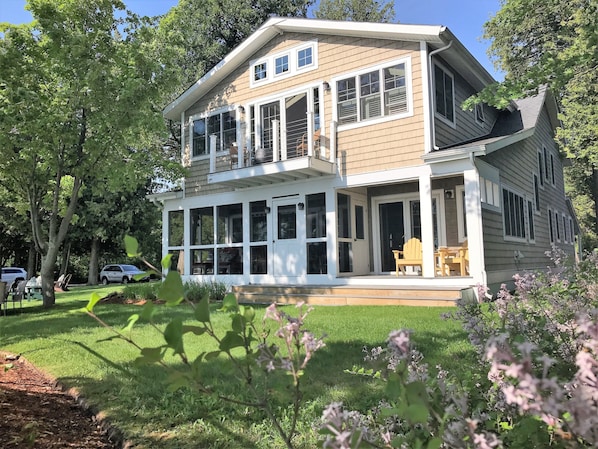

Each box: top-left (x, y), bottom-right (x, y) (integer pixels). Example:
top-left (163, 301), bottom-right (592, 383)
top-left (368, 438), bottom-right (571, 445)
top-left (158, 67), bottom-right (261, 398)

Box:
top-left (153, 17), bottom-right (577, 305)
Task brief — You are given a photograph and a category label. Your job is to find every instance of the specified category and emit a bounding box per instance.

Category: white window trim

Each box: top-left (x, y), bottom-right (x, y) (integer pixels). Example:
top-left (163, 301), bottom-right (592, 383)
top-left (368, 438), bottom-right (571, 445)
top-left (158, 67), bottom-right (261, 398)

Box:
top-left (189, 106), bottom-right (236, 161)
top-left (455, 185), bottom-right (467, 243)
top-left (502, 184), bottom-right (528, 243)
top-left (331, 56), bottom-right (413, 131)
top-left (250, 40), bottom-right (318, 87)
top-left (476, 160), bottom-right (501, 212)
top-left (433, 61), bottom-right (456, 129)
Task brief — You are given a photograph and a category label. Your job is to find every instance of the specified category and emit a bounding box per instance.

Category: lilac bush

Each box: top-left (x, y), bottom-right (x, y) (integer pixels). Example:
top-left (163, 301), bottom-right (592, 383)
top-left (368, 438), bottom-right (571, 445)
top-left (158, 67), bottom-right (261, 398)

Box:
top-left (321, 249), bottom-right (598, 448)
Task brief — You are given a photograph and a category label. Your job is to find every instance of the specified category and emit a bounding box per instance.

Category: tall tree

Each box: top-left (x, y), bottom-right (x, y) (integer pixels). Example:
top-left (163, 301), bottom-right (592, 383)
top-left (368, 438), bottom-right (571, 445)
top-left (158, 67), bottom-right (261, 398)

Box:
top-left (0, 0), bottom-right (176, 306)
top-left (314, 0), bottom-right (395, 22)
top-left (468, 0), bottom-right (598, 248)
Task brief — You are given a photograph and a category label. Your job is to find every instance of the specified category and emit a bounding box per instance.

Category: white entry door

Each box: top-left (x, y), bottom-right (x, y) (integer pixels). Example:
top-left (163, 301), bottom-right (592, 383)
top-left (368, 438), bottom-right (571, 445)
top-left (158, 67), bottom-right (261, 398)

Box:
top-left (272, 198), bottom-right (305, 277)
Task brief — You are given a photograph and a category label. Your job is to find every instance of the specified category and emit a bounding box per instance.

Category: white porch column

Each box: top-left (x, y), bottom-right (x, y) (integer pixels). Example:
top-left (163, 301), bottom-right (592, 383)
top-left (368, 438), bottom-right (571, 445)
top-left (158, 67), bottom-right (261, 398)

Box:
top-left (419, 171), bottom-right (435, 277)
top-left (273, 119), bottom-right (280, 162)
top-left (329, 121), bottom-right (337, 163)
top-left (306, 111), bottom-right (314, 157)
top-left (209, 134), bottom-right (217, 173)
top-left (464, 168), bottom-right (486, 285)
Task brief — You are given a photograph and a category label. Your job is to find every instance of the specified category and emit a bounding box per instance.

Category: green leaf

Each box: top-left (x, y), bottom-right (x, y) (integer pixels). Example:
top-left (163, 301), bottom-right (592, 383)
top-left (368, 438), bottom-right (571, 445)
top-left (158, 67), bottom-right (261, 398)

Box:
top-left (427, 438), bottom-right (442, 449)
top-left (124, 235), bottom-right (140, 257)
top-left (182, 325), bottom-right (206, 336)
top-left (406, 381), bottom-right (428, 406)
top-left (243, 306), bottom-right (256, 323)
top-left (164, 318), bottom-right (185, 355)
top-left (205, 350), bottom-right (221, 360)
top-left (231, 314), bottom-right (245, 334)
top-left (405, 404), bottom-right (429, 424)
top-left (158, 271), bottom-right (184, 306)
top-left (134, 346), bottom-right (165, 365)
top-left (161, 253), bottom-right (173, 270)
top-left (386, 372), bottom-right (403, 399)
top-left (140, 301), bottom-right (156, 321)
top-left (123, 314), bottom-right (139, 333)
top-left (194, 295), bottom-right (210, 323)
top-left (219, 331), bottom-right (245, 351)
top-left (220, 293), bottom-right (238, 312)
top-left (85, 292), bottom-right (102, 313)
top-left (133, 272), bottom-right (150, 281)
top-left (166, 371), bottom-right (191, 392)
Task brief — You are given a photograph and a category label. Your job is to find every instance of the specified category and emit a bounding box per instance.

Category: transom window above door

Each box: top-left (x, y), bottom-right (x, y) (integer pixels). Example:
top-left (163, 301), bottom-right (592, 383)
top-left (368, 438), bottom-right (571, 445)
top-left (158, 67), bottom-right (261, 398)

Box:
top-left (335, 58), bottom-right (411, 126)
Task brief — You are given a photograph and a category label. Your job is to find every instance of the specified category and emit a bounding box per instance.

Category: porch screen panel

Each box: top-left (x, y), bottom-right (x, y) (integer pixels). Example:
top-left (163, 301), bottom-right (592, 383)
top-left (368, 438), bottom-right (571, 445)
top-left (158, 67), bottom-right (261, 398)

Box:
top-left (191, 207), bottom-right (214, 245)
top-left (277, 205), bottom-right (296, 239)
top-left (337, 193), bottom-right (351, 238)
top-left (250, 201), bottom-right (268, 275)
top-left (307, 193), bottom-right (327, 274)
top-left (168, 210), bottom-right (184, 247)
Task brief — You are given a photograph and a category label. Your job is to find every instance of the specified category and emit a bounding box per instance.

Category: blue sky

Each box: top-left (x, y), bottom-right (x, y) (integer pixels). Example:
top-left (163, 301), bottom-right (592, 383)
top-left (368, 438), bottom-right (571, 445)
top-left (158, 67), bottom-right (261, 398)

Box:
top-left (0, 0), bottom-right (503, 80)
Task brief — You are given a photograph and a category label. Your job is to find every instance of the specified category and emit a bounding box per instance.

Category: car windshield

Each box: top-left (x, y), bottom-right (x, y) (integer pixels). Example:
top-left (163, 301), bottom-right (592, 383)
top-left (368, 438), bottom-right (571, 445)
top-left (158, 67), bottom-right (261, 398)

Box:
top-left (122, 265), bottom-right (141, 272)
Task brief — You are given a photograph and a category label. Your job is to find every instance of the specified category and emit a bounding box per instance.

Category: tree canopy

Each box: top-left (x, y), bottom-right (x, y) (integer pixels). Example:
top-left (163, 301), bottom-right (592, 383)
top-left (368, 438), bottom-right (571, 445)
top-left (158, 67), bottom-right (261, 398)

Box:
top-left (313, 0), bottom-right (395, 22)
top-left (475, 0), bottom-right (598, 248)
top-left (0, 0), bottom-right (179, 305)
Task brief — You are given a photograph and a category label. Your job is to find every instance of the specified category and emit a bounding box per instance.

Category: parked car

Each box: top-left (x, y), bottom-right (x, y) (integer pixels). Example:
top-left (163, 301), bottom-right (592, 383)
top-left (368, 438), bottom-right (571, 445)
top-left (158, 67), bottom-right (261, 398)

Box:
top-left (99, 264), bottom-right (148, 285)
top-left (1, 267), bottom-right (28, 287)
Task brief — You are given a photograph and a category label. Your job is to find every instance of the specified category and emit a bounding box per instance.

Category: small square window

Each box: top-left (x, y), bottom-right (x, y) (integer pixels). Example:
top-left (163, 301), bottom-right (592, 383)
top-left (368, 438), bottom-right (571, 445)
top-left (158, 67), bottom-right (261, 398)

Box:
top-left (254, 62), bottom-right (267, 81)
top-left (275, 55), bottom-right (289, 75)
top-left (298, 47), bottom-right (313, 68)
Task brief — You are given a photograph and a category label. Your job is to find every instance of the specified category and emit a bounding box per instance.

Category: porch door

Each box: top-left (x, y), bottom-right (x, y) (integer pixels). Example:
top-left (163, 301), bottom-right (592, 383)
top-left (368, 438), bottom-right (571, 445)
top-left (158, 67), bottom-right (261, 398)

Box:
top-left (285, 93), bottom-right (308, 157)
top-left (352, 198), bottom-right (369, 275)
top-left (260, 101), bottom-right (280, 162)
top-left (272, 198), bottom-right (305, 277)
top-left (379, 202), bottom-right (404, 272)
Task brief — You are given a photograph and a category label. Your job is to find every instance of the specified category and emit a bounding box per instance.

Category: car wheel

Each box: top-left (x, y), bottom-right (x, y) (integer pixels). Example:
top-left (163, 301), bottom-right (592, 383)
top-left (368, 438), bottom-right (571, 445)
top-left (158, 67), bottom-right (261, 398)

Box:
top-left (122, 277), bottom-right (129, 284)
top-left (101, 277), bottom-right (109, 285)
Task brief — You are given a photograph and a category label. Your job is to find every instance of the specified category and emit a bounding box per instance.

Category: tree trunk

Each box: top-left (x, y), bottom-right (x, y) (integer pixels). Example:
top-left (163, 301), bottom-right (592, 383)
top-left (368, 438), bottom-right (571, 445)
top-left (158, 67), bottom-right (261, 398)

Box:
top-left (88, 237), bottom-right (100, 285)
top-left (40, 242), bottom-right (61, 308)
top-left (59, 241), bottom-right (71, 276)
top-left (27, 242), bottom-right (37, 280)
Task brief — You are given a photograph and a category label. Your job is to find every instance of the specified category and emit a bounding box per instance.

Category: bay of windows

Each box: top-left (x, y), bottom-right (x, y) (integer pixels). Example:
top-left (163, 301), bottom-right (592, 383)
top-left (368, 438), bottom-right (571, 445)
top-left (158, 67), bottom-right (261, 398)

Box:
top-left (192, 111), bottom-right (236, 157)
top-left (337, 61), bottom-right (408, 125)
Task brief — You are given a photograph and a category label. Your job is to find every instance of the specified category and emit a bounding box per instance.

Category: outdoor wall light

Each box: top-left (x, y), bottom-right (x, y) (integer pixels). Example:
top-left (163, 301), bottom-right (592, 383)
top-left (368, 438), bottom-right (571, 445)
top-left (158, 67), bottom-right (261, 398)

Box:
top-left (322, 81), bottom-right (331, 92)
top-left (298, 202), bottom-right (305, 210)
top-left (264, 206), bottom-right (271, 214)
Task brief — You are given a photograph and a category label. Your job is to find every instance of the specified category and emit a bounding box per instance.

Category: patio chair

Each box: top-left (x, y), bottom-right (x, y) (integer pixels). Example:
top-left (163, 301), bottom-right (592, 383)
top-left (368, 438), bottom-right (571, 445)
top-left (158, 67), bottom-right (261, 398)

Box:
top-left (392, 237), bottom-right (423, 276)
top-left (3, 280), bottom-right (26, 314)
top-left (296, 129), bottom-right (321, 157)
top-left (439, 240), bottom-right (469, 276)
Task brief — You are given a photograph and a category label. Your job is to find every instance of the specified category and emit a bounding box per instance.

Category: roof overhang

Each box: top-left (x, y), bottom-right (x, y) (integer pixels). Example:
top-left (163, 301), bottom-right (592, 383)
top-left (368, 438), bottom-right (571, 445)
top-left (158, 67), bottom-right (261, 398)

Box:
top-left (163, 17), bottom-right (495, 121)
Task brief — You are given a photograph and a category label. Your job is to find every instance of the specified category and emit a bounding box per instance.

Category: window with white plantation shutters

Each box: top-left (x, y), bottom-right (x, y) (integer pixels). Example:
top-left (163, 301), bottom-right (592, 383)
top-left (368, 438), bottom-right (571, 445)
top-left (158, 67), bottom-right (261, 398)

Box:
top-left (335, 59), bottom-right (410, 126)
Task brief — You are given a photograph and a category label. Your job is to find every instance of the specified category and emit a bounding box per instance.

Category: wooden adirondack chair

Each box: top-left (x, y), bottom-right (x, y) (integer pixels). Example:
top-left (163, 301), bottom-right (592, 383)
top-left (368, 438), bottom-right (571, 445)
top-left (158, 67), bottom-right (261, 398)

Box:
top-left (392, 237), bottom-right (423, 276)
top-left (439, 240), bottom-right (469, 276)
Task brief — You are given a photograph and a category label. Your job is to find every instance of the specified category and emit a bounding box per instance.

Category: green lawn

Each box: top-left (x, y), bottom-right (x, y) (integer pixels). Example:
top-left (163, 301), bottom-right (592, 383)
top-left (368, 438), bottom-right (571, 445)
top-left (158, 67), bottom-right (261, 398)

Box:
top-left (0, 285), bottom-right (474, 448)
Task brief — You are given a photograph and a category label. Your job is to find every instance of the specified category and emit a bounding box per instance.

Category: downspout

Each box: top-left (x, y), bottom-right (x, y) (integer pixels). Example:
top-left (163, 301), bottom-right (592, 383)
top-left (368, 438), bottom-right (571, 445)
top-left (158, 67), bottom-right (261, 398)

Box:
top-left (428, 40), bottom-right (452, 151)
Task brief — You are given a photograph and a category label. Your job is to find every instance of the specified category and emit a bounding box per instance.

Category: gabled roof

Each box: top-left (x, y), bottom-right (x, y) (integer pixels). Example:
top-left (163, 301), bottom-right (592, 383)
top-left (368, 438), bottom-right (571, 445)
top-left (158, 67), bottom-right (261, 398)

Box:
top-left (424, 86), bottom-right (561, 162)
top-left (163, 17), bottom-right (496, 120)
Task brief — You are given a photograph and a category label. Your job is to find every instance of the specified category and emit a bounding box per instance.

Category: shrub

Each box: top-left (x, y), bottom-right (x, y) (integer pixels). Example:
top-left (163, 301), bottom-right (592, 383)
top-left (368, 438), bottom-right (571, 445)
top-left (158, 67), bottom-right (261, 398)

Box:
top-left (121, 282), bottom-right (159, 301)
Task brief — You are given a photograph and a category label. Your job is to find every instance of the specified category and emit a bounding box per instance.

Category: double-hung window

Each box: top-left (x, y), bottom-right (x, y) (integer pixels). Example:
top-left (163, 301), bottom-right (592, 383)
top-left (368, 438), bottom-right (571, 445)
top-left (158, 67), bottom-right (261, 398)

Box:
top-left (502, 187), bottom-right (526, 240)
top-left (434, 63), bottom-right (455, 124)
top-left (275, 55), bottom-right (289, 75)
top-left (191, 110), bottom-right (236, 157)
top-left (336, 60), bottom-right (409, 126)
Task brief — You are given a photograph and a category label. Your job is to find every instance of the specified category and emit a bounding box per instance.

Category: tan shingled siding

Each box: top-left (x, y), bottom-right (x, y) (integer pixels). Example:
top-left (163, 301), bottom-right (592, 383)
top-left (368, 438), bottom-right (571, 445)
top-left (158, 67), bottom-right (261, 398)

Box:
top-left (183, 32), bottom-right (425, 196)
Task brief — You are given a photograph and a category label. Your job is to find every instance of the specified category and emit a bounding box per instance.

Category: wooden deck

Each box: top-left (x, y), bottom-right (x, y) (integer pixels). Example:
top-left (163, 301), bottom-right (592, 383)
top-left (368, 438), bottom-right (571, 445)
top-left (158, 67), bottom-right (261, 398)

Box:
top-left (232, 284), bottom-right (467, 307)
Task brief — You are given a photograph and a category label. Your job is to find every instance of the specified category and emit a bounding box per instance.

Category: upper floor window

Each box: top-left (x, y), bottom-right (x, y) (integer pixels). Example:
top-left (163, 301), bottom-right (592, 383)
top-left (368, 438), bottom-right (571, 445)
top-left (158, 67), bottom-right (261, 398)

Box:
top-left (191, 110), bottom-right (236, 158)
top-left (297, 47), bottom-right (313, 68)
top-left (275, 55), bottom-right (289, 75)
top-left (336, 60), bottom-right (409, 126)
top-left (250, 41), bottom-right (317, 86)
top-left (434, 63), bottom-right (455, 125)
top-left (475, 103), bottom-right (485, 124)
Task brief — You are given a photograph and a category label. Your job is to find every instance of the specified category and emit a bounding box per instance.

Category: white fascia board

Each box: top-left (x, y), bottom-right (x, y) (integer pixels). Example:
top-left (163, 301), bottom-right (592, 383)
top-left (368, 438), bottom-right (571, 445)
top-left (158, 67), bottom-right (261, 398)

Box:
top-left (332, 164), bottom-right (432, 188)
top-left (146, 190), bottom-right (184, 204)
top-left (163, 18), bottom-right (446, 120)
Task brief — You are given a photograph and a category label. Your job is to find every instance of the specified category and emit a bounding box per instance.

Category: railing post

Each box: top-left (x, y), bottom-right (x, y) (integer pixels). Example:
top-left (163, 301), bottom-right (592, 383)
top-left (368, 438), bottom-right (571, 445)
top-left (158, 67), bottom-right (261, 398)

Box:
top-left (329, 121), bottom-right (337, 163)
top-left (209, 134), bottom-right (217, 173)
top-left (273, 119), bottom-right (280, 162)
top-left (306, 111), bottom-right (314, 157)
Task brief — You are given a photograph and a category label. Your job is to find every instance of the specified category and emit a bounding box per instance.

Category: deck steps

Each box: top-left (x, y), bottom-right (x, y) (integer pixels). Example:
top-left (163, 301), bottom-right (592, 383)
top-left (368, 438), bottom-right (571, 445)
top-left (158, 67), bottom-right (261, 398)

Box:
top-left (231, 284), bottom-right (464, 307)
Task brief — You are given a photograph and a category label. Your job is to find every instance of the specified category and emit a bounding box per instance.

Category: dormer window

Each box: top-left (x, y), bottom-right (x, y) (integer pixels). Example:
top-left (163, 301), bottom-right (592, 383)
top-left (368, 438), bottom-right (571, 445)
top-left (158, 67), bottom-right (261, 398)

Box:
top-left (275, 55), bottom-right (289, 75)
top-left (297, 47), bottom-right (313, 68)
top-left (475, 103), bottom-right (485, 124)
top-left (254, 62), bottom-right (267, 82)
top-left (250, 41), bottom-right (318, 86)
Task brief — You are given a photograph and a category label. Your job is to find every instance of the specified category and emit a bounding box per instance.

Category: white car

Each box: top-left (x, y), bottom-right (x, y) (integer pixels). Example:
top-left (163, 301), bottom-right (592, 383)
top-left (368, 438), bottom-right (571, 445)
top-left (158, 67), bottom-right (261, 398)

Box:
top-left (99, 264), bottom-right (147, 285)
top-left (1, 267), bottom-right (28, 287)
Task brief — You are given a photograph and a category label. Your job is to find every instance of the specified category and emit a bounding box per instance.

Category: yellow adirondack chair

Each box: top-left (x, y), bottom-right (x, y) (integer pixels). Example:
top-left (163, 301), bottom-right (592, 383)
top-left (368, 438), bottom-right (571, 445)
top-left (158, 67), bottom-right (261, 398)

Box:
top-left (439, 240), bottom-right (469, 276)
top-left (392, 238), bottom-right (423, 276)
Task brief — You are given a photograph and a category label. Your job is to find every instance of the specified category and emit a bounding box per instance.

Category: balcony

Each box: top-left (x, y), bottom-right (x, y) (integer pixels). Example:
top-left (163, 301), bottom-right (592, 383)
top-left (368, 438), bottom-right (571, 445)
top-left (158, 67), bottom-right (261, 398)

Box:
top-left (207, 118), bottom-right (336, 189)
